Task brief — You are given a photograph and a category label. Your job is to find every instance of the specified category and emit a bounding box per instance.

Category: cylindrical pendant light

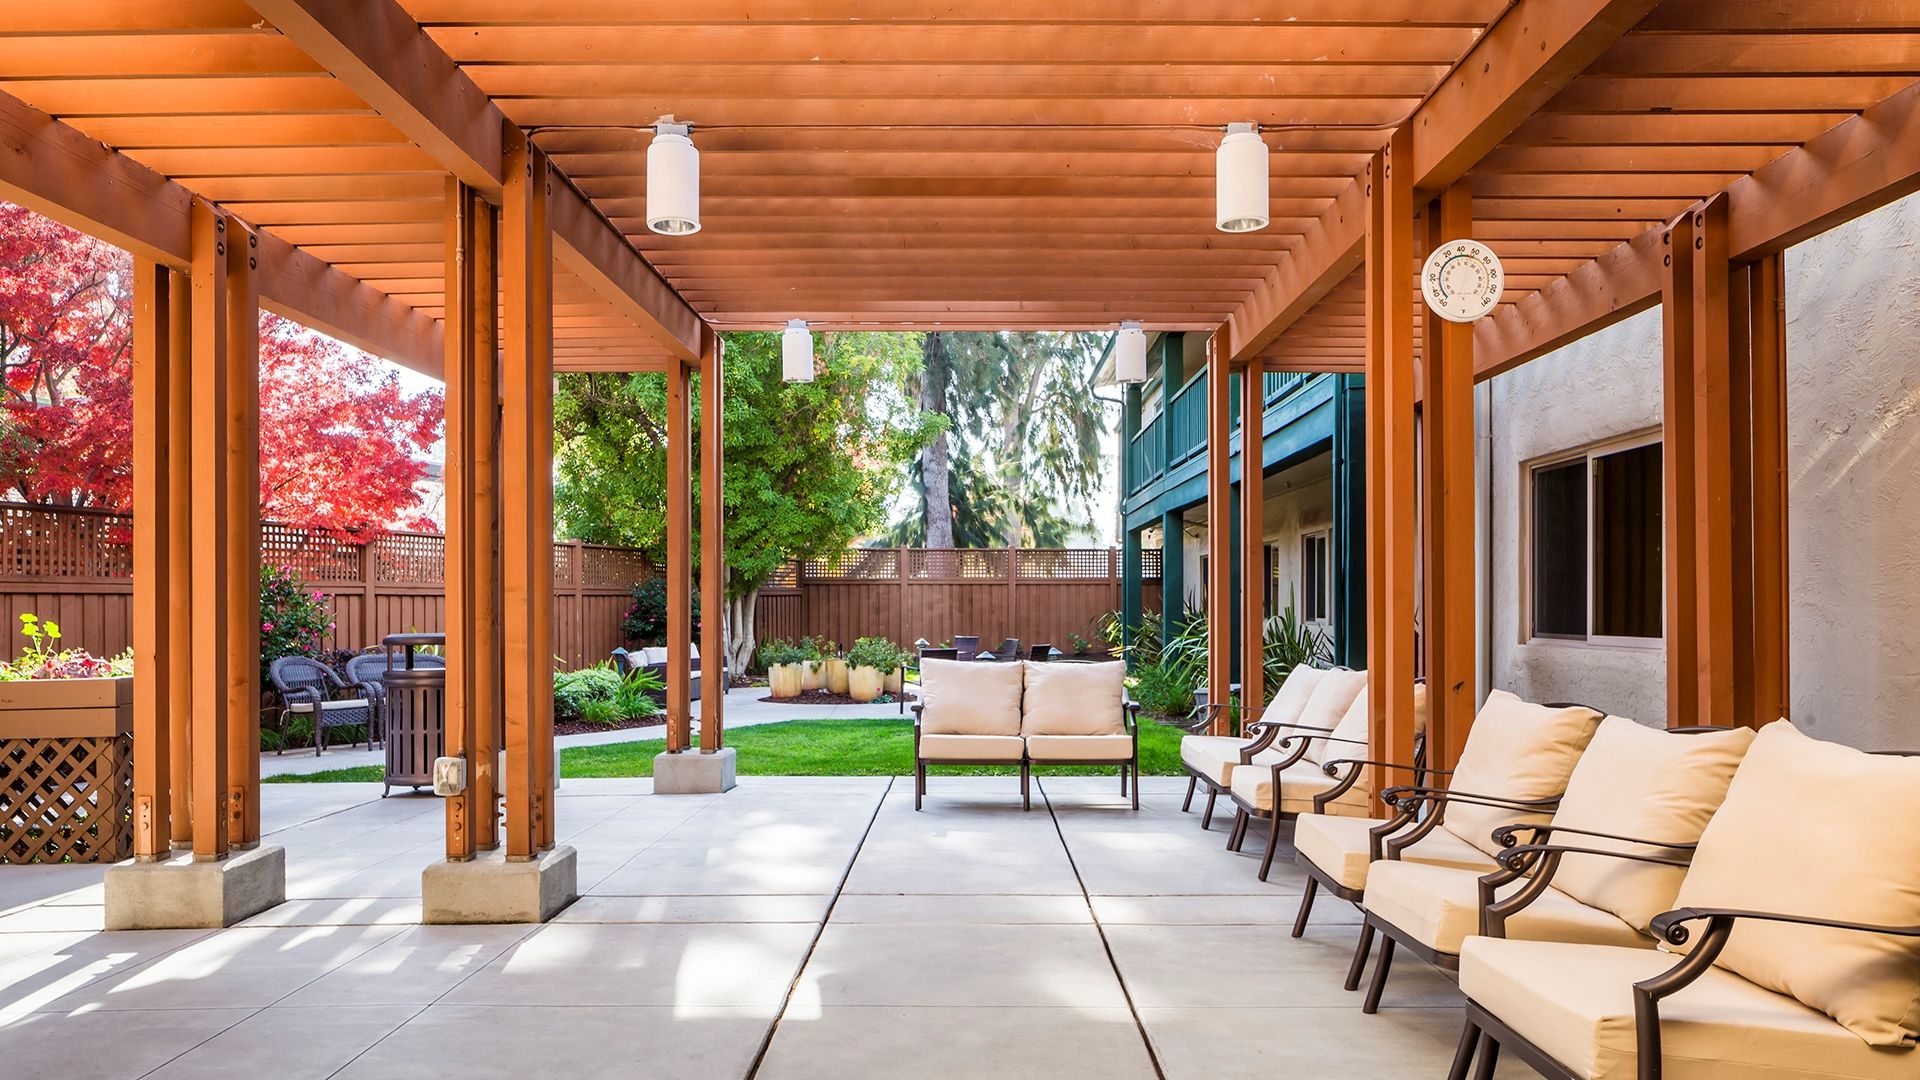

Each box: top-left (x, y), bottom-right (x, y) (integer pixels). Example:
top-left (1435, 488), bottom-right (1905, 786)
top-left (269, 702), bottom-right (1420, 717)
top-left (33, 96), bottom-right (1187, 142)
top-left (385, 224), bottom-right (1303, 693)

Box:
top-left (782, 320), bottom-right (814, 383)
top-left (1115, 322), bottom-right (1147, 384)
top-left (646, 120), bottom-right (700, 236)
top-left (1216, 122), bottom-right (1269, 234)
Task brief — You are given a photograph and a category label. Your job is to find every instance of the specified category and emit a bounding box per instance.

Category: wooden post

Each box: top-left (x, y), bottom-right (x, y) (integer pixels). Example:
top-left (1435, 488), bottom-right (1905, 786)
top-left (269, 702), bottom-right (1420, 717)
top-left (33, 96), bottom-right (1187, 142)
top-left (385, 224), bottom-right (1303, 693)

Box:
top-left (1238, 360), bottom-right (1265, 724)
top-left (166, 269), bottom-right (194, 848)
top-left (131, 259), bottom-right (172, 861)
top-left (1204, 333), bottom-right (1234, 735)
top-left (665, 348), bottom-right (693, 755)
top-left (1728, 261), bottom-right (1757, 728)
top-left (698, 327), bottom-right (725, 752)
top-left (1420, 184), bottom-right (1479, 769)
top-left (442, 178), bottom-right (483, 861)
top-left (188, 201), bottom-right (231, 862)
top-left (500, 130), bottom-right (555, 859)
top-left (1690, 194), bottom-right (1737, 729)
top-left (471, 196), bottom-right (500, 851)
top-left (358, 543), bottom-right (378, 650)
top-left (1661, 211), bottom-right (1699, 727)
top-left (223, 216), bottom-right (261, 850)
top-left (1748, 254), bottom-right (1790, 725)
top-left (898, 545), bottom-right (910, 653)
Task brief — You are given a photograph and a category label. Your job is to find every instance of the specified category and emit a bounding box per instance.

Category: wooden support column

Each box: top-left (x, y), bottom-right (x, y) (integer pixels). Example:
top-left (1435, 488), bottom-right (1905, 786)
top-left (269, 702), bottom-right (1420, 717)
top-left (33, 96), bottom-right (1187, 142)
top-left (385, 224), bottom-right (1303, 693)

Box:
top-left (1728, 261), bottom-right (1757, 728)
top-left (187, 202), bottom-right (231, 862)
top-left (501, 131), bottom-right (555, 859)
top-left (1204, 333), bottom-right (1234, 734)
top-left (442, 179), bottom-right (501, 860)
top-left (131, 260), bottom-right (174, 861)
top-left (1661, 212), bottom-right (1699, 726)
top-left (1237, 360), bottom-right (1265, 724)
top-left (166, 273), bottom-right (194, 848)
top-left (1365, 129), bottom-right (1419, 794)
top-left (1419, 185), bottom-right (1479, 770)
top-left (698, 327), bottom-right (726, 751)
top-left (1748, 254), bottom-right (1790, 724)
top-left (1692, 195), bottom-right (1738, 728)
top-left (665, 352), bottom-right (694, 754)
top-left (224, 219), bottom-right (261, 850)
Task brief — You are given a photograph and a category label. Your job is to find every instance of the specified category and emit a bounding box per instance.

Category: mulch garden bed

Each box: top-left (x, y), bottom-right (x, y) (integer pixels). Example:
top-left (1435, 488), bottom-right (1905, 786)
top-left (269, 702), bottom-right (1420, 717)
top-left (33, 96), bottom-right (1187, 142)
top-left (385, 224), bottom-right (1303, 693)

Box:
top-left (553, 715), bottom-right (668, 737)
top-left (757, 689), bottom-right (919, 706)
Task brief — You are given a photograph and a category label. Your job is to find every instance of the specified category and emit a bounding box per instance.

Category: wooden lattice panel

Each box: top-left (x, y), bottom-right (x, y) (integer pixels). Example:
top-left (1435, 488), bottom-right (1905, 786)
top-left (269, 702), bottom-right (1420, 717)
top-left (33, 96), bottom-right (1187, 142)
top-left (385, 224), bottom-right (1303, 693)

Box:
top-left (911, 548), bottom-right (1008, 580)
top-left (802, 548), bottom-right (900, 581)
top-left (261, 523), bottom-right (363, 583)
top-left (0, 505), bottom-right (133, 580)
top-left (578, 545), bottom-right (652, 590)
top-left (0, 734), bottom-right (131, 864)
top-left (373, 531), bottom-right (446, 584)
top-left (1140, 549), bottom-right (1164, 580)
top-left (552, 543), bottom-right (576, 583)
top-left (1016, 549), bottom-right (1112, 580)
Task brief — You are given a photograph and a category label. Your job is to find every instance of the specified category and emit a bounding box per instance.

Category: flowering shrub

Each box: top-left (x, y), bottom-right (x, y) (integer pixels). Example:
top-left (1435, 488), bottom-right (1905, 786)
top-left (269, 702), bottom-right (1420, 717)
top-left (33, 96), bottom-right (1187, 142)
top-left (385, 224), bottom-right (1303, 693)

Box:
top-left (0, 613), bottom-right (132, 681)
top-left (619, 576), bottom-right (698, 644)
top-left (260, 565), bottom-right (334, 677)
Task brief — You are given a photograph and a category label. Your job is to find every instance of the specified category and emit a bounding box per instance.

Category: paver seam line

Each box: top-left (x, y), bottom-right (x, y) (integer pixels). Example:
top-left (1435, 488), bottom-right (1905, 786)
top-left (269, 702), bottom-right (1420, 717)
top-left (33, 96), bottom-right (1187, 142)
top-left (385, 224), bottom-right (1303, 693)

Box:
top-left (1038, 777), bottom-right (1170, 1080)
top-left (743, 775), bottom-right (895, 1080)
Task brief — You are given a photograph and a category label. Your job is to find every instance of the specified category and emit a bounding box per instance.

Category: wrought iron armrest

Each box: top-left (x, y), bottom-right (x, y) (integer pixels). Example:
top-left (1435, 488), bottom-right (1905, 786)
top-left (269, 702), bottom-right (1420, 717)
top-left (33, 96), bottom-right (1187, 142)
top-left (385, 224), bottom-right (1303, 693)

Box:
top-left (1308, 746), bottom-right (1391, 813)
top-left (1326, 760), bottom-right (1451, 778)
top-left (1479, 841), bottom-right (1688, 937)
top-left (1649, 907), bottom-right (1920, 948)
top-left (1494, 842), bottom-right (1691, 874)
top-left (1382, 786), bottom-right (1559, 814)
top-left (1491, 822), bottom-right (1699, 852)
top-left (1182, 701), bottom-right (1234, 732)
top-left (1123, 701), bottom-right (1140, 736)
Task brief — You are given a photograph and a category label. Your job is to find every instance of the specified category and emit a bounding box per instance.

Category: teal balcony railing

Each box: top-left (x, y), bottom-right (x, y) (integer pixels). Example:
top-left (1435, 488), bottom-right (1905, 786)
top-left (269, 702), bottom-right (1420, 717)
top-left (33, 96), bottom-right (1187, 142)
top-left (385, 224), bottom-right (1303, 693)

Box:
top-left (1127, 369), bottom-right (1327, 497)
top-left (1127, 414), bottom-right (1164, 494)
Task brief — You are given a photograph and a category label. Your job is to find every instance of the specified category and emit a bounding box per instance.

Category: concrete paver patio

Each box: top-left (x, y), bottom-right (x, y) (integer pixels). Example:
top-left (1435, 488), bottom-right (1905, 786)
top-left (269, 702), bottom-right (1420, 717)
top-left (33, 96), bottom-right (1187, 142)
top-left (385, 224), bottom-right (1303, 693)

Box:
top-left (0, 777), bottom-right (1522, 1078)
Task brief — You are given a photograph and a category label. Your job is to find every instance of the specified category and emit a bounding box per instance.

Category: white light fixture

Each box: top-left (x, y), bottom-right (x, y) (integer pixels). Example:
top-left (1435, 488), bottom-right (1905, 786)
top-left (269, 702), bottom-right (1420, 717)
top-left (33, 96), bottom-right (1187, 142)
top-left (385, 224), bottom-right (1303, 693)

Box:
top-left (1115, 321), bottom-right (1147, 384)
top-left (1216, 122), bottom-right (1270, 233)
top-left (646, 120), bottom-right (700, 236)
top-left (782, 320), bottom-right (815, 382)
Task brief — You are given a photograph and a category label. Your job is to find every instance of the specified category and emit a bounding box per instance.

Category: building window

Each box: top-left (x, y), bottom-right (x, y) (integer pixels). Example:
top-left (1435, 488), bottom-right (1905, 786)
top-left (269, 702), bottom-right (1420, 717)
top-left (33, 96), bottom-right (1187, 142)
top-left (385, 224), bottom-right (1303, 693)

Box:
top-left (1300, 530), bottom-right (1330, 625)
top-left (1529, 436), bottom-right (1662, 644)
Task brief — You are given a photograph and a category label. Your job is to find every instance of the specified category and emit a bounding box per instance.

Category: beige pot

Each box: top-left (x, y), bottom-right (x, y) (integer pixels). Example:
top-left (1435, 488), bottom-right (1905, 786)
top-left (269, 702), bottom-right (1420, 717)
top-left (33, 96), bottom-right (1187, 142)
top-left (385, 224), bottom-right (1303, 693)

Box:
top-left (768, 663), bottom-right (804, 699)
top-left (885, 668), bottom-right (904, 694)
top-left (824, 658), bottom-right (850, 694)
top-left (800, 659), bottom-right (826, 691)
top-left (848, 665), bottom-right (884, 703)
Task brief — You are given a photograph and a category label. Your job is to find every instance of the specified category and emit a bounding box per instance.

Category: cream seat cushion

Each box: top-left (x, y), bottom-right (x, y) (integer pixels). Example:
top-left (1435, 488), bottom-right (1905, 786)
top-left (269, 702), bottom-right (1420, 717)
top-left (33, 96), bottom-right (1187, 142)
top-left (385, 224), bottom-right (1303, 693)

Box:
top-left (1367, 860), bottom-right (1646, 956)
top-left (1021, 660), bottom-right (1125, 736)
top-left (1442, 691), bottom-right (1602, 858)
top-left (1179, 734), bottom-right (1249, 787)
top-left (1548, 718), bottom-right (1755, 931)
top-left (1228, 762), bottom-right (1370, 818)
top-left (918, 657), bottom-right (1024, 737)
top-left (918, 733), bottom-right (1025, 762)
top-left (1295, 668), bottom-right (1369, 763)
top-left (1293, 813), bottom-right (1496, 892)
top-left (1025, 734), bottom-right (1131, 762)
top-left (1669, 720), bottom-right (1920, 1047)
top-left (1462, 937), bottom-right (1915, 1080)
top-left (285, 698), bottom-right (367, 714)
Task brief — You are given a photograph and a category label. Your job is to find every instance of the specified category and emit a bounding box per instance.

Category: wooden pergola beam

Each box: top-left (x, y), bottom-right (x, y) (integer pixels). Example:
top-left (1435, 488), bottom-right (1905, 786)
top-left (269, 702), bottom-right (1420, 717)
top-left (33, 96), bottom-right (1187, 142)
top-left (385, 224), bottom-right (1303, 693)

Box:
top-left (246, 0), bottom-right (704, 360)
top-left (1222, 0), bottom-right (1656, 361)
top-left (1474, 78), bottom-right (1920, 376)
top-left (0, 88), bottom-right (443, 375)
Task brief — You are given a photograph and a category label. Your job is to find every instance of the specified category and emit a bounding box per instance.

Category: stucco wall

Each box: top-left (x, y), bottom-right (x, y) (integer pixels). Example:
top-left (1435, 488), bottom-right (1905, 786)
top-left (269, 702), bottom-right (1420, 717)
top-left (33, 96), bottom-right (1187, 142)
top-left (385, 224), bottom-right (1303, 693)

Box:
top-left (1485, 190), bottom-right (1920, 748)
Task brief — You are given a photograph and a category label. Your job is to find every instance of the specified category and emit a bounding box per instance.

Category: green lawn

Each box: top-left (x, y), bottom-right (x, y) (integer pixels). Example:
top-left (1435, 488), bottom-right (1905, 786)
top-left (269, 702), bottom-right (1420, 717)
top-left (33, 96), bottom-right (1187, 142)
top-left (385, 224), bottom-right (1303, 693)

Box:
top-left (263, 716), bottom-right (1187, 782)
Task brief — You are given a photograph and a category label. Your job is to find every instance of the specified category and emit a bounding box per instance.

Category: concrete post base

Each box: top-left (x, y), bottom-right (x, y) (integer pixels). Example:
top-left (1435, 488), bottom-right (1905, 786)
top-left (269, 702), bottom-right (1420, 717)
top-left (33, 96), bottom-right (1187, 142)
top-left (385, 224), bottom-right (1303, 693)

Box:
top-left (421, 844), bottom-right (578, 924)
top-left (652, 746), bottom-right (737, 794)
top-left (104, 844), bottom-right (286, 930)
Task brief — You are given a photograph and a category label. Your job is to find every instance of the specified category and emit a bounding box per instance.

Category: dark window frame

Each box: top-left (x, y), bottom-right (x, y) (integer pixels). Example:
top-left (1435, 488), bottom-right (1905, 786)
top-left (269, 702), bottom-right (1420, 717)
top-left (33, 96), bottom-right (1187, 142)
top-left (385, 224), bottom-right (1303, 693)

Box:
top-left (1525, 433), bottom-right (1664, 647)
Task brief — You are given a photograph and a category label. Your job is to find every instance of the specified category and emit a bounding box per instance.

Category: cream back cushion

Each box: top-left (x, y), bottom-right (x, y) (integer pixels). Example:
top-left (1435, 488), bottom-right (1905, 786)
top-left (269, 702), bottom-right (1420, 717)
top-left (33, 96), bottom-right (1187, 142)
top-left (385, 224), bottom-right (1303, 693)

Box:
top-left (1297, 668), bottom-right (1369, 764)
top-left (1441, 690), bottom-right (1602, 858)
top-left (1670, 720), bottom-right (1920, 1047)
top-left (1020, 660), bottom-right (1125, 736)
top-left (918, 657), bottom-right (1024, 737)
top-left (1549, 718), bottom-right (1755, 931)
top-left (1264, 665), bottom-right (1325, 728)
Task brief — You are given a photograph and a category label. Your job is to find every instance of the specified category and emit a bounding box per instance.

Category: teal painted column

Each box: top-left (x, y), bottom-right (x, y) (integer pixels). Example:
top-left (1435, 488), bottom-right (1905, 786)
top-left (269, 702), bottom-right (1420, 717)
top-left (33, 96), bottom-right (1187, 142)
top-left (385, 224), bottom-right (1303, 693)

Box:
top-left (1332, 373), bottom-right (1368, 668)
top-left (1160, 334), bottom-right (1183, 474)
top-left (1160, 508), bottom-right (1185, 647)
top-left (1120, 527), bottom-right (1142, 657)
top-left (1228, 431), bottom-right (1244, 687)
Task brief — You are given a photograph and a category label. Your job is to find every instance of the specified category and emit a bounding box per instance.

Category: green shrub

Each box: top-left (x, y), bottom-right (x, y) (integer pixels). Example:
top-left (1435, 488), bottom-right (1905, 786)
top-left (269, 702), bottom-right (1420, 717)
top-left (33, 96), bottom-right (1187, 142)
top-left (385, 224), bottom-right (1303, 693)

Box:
top-left (757, 638), bottom-right (805, 668)
top-left (620, 577), bottom-right (698, 644)
top-left (846, 635), bottom-right (903, 674)
top-left (554, 662), bottom-right (624, 718)
top-left (1128, 661), bottom-right (1197, 719)
top-left (260, 565), bottom-right (334, 679)
top-left (614, 668), bottom-right (664, 720)
top-left (580, 698), bottom-right (622, 727)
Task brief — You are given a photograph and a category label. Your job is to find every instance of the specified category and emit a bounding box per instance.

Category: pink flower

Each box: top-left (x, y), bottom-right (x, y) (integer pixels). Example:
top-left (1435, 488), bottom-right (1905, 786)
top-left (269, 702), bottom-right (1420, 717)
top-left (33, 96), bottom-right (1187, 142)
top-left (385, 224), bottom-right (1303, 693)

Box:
top-left (262, 622), bottom-right (276, 632)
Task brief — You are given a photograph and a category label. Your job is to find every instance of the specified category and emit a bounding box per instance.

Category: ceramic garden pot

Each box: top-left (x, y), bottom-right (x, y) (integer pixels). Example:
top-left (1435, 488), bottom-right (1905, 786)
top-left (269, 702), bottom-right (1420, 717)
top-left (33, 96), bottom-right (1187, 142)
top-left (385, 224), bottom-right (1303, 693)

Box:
top-left (824, 658), bottom-right (850, 694)
top-left (848, 666), bottom-right (884, 703)
top-left (768, 663), bottom-right (804, 699)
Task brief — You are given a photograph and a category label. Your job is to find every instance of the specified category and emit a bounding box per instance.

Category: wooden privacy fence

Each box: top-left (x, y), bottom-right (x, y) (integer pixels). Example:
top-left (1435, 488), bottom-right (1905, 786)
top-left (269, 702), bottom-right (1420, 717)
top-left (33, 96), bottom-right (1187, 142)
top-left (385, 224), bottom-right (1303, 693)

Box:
top-left (0, 503), bottom-right (650, 669)
top-left (755, 546), bottom-right (1126, 655)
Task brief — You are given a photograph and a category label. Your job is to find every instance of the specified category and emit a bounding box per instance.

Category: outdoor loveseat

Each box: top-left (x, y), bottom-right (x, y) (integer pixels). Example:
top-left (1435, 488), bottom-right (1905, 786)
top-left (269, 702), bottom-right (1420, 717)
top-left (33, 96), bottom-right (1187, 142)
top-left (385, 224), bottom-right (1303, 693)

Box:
top-left (911, 657), bottom-right (1138, 811)
top-left (611, 643), bottom-right (704, 703)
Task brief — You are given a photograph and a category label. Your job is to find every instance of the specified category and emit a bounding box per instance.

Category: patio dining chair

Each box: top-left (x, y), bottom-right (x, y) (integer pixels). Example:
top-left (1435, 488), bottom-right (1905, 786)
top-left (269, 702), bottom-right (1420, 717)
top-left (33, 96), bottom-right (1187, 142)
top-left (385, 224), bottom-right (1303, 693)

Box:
top-left (1450, 721), bottom-right (1920, 1080)
top-left (1178, 664), bottom-right (1365, 832)
top-left (995, 637), bottom-right (1021, 660)
top-left (1352, 715), bottom-right (1753, 1014)
top-left (270, 655), bottom-right (374, 757)
top-left (1027, 643), bottom-right (1053, 661)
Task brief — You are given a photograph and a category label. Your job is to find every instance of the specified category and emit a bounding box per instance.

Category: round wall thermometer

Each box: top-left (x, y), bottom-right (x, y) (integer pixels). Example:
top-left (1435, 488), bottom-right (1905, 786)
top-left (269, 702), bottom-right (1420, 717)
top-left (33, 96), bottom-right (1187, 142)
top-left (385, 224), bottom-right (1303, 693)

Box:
top-left (1421, 239), bottom-right (1504, 323)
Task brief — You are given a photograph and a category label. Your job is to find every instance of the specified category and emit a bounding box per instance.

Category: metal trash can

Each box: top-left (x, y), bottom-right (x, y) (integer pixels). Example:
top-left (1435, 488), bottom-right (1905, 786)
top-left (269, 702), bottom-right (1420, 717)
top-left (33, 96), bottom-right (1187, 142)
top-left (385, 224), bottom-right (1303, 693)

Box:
top-left (381, 633), bottom-right (446, 797)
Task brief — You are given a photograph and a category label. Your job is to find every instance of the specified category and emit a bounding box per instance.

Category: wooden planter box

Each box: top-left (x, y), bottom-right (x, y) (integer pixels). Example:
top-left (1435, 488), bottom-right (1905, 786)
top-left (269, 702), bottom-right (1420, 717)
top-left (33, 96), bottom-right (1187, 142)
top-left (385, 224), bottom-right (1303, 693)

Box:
top-left (0, 677), bottom-right (133, 864)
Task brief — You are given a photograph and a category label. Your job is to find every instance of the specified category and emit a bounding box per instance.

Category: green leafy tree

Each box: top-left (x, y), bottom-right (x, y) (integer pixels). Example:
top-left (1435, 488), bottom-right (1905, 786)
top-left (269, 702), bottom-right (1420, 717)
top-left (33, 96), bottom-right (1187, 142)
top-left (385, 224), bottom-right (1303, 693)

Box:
top-left (554, 331), bottom-right (941, 670)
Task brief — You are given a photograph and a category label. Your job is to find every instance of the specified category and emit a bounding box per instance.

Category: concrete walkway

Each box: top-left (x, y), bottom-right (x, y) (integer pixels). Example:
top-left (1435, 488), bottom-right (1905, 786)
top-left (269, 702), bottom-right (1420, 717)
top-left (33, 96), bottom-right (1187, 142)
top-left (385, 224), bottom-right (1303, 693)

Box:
top-left (262, 685), bottom-right (909, 777)
top-left (0, 776), bottom-right (1521, 1079)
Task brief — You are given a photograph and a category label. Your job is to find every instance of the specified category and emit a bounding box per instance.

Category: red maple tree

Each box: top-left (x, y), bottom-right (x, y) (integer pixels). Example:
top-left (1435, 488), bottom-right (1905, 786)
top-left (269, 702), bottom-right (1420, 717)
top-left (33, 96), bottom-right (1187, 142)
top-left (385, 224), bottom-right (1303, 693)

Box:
top-left (0, 202), bottom-right (444, 535)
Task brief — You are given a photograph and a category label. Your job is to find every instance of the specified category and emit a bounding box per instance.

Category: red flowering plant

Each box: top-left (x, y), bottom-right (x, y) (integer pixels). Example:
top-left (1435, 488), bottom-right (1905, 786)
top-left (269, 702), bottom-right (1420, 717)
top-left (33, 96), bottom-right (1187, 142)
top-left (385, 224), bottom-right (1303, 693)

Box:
top-left (0, 612), bottom-right (132, 681)
top-left (259, 565), bottom-right (334, 679)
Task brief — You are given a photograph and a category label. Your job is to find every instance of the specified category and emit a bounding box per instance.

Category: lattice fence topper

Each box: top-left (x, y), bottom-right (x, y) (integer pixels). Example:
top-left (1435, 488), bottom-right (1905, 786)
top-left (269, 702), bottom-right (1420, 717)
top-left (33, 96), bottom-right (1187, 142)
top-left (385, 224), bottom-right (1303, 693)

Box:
top-left (552, 542), bottom-right (576, 583)
top-left (800, 548), bottom-right (900, 580)
top-left (1015, 548), bottom-right (1111, 579)
top-left (261, 522), bottom-right (363, 583)
top-left (0, 735), bottom-right (132, 864)
top-left (372, 531), bottom-right (446, 584)
top-left (1140, 549), bottom-right (1165, 579)
top-left (579, 545), bottom-right (654, 590)
top-left (0, 504), bottom-right (134, 579)
top-left (911, 547), bottom-right (1009, 579)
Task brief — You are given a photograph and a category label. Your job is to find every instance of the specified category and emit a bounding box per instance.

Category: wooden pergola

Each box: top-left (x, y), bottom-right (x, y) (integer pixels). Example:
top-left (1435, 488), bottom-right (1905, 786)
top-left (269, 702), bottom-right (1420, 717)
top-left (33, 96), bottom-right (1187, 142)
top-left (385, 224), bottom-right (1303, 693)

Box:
top-left (4, 1), bottom-right (1918, 907)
